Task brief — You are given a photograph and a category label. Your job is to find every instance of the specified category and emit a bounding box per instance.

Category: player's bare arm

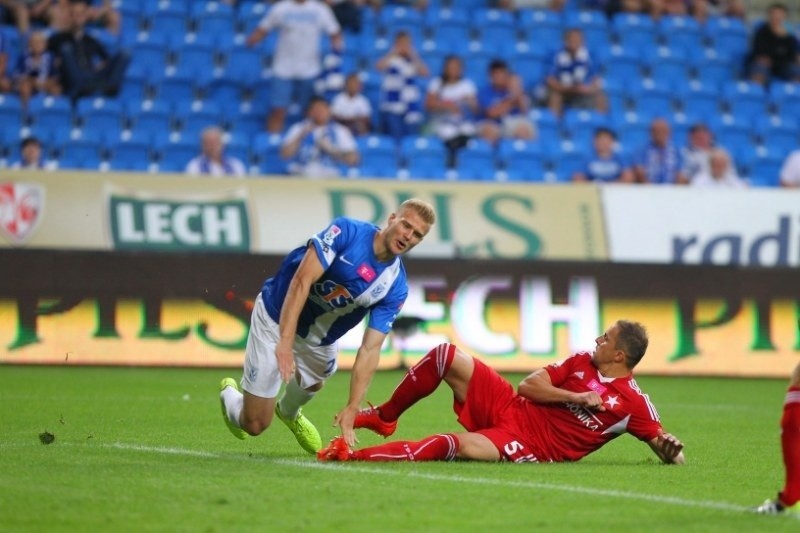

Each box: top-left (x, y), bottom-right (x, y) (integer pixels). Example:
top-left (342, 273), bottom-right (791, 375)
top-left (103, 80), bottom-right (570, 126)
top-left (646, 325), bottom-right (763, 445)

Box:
top-left (648, 432), bottom-right (685, 465)
top-left (276, 245), bottom-right (325, 383)
top-left (335, 327), bottom-right (386, 446)
top-left (518, 369), bottom-right (606, 411)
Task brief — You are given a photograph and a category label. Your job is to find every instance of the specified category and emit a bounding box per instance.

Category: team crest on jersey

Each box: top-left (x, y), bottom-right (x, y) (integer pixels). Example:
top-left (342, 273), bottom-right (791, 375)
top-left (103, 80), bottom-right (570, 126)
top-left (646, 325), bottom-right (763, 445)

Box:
top-left (0, 181), bottom-right (44, 244)
top-left (322, 225), bottom-right (341, 245)
top-left (311, 279), bottom-right (354, 309)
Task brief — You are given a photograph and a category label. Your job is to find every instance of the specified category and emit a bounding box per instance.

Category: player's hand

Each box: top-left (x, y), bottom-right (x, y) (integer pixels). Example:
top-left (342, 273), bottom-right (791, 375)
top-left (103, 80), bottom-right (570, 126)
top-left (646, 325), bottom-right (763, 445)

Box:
top-left (573, 391), bottom-right (606, 411)
top-left (275, 343), bottom-right (295, 383)
top-left (657, 432), bottom-right (684, 462)
top-left (333, 404), bottom-right (359, 447)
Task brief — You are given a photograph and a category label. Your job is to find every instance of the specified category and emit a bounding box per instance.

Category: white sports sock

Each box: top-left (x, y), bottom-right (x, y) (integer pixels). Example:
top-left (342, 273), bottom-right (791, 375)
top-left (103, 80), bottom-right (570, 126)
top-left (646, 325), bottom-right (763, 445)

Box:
top-left (278, 379), bottom-right (315, 420)
top-left (221, 386), bottom-right (243, 428)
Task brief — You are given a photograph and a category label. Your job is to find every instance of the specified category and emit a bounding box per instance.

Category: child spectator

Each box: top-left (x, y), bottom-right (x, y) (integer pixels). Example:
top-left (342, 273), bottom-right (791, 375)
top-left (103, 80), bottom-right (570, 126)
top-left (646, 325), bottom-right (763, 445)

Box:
top-left (572, 127), bottom-right (633, 183)
top-left (15, 31), bottom-right (61, 107)
top-left (425, 55), bottom-right (478, 167)
top-left (331, 73), bottom-right (372, 136)
top-left (376, 30), bottom-right (428, 141)
top-left (11, 136), bottom-right (49, 169)
top-left (477, 59), bottom-right (535, 145)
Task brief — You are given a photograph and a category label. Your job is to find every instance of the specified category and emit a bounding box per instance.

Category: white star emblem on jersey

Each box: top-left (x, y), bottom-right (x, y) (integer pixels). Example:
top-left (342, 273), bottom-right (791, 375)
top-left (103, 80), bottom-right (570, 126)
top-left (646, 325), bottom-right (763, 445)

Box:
top-left (605, 395), bottom-right (619, 409)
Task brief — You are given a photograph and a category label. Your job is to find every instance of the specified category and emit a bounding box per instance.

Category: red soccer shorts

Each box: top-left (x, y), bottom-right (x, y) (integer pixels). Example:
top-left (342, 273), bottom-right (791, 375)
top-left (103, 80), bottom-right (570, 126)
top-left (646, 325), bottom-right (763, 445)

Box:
top-left (453, 358), bottom-right (542, 463)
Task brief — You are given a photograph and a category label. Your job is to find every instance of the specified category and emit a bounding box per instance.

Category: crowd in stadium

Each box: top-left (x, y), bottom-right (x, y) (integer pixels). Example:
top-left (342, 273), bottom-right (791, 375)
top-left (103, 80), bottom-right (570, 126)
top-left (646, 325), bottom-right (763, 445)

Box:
top-left (0, 0), bottom-right (799, 187)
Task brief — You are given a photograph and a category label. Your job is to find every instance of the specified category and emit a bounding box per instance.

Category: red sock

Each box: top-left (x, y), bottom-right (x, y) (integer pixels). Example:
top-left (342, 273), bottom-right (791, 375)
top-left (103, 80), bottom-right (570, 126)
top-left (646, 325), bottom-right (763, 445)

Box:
top-left (353, 434), bottom-right (459, 462)
top-left (378, 343), bottom-right (456, 422)
top-left (780, 387), bottom-right (800, 506)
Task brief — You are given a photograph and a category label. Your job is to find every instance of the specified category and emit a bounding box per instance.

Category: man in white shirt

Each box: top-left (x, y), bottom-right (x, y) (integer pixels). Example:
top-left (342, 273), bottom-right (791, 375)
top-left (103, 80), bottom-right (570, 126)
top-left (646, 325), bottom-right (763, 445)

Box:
top-left (331, 73), bottom-right (372, 136)
top-left (185, 126), bottom-right (246, 178)
top-left (281, 96), bottom-right (358, 178)
top-left (691, 148), bottom-right (746, 188)
top-left (780, 149), bottom-right (800, 188)
top-left (246, 0), bottom-right (343, 133)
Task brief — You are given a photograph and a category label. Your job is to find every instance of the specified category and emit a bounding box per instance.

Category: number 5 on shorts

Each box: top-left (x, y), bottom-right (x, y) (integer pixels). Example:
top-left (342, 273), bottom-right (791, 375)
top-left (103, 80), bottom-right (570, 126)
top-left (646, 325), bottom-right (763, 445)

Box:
top-left (504, 440), bottom-right (524, 456)
top-left (324, 358), bottom-right (337, 377)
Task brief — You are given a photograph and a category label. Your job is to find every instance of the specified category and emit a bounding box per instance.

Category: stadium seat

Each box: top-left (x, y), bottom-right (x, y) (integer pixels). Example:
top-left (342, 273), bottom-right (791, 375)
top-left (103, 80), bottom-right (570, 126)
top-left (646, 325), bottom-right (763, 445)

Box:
top-left (498, 139), bottom-right (545, 182)
top-left (471, 8), bottom-right (515, 44)
top-left (108, 143), bottom-right (153, 171)
top-left (753, 115), bottom-right (799, 142)
top-left (721, 81), bottom-right (767, 121)
top-left (128, 41), bottom-right (169, 81)
top-left (0, 94), bottom-right (22, 125)
top-left (425, 8), bottom-right (470, 49)
top-left (747, 159), bottom-right (783, 187)
top-left (612, 13), bottom-right (656, 49)
top-left (401, 136), bottom-right (447, 179)
top-left (223, 46), bottom-right (266, 88)
top-left (630, 79), bottom-right (675, 117)
top-left (27, 95), bottom-right (73, 130)
top-left (358, 152), bottom-right (400, 179)
top-left (145, 11), bottom-right (188, 37)
top-left (548, 153), bottom-right (584, 183)
top-left (192, 1), bottom-right (236, 36)
top-left (454, 139), bottom-right (496, 181)
top-left (528, 108), bottom-right (560, 141)
top-left (126, 100), bottom-right (174, 135)
top-left (61, 138), bottom-right (104, 168)
top-left (155, 71), bottom-right (198, 104)
top-left (252, 132), bottom-right (287, 175)
top-left (509, 48), bottom-right (546, 87)
top-left (657, 15), bottom-right (703, 54)
top-left (77, 98), bottom-right (125, 133)
top-left (237, 1), bottom-right (269, 35)
top-left (518, 8), bottom-right (563, 33)
top-left (600, 47), bottom-right (643, 86)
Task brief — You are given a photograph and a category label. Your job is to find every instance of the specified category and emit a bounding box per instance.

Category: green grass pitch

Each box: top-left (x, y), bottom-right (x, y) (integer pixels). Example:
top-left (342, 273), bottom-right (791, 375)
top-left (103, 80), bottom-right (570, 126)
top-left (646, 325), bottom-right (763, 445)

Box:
top-left (1, 365), bottom-right (797, 532)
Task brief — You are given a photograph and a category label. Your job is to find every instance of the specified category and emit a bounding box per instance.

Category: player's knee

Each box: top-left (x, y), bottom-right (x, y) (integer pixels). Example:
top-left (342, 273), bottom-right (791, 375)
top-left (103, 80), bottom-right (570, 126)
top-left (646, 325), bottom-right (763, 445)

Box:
top-left (306, 381), bottom-right (323, 392)
top-left (240, 413), bottom-right (272, 436)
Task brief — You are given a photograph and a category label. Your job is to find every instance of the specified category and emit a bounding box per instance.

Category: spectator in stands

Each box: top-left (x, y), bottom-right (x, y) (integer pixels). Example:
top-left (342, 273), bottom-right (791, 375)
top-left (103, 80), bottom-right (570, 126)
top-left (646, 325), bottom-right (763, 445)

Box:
top-left (747, 3), bottom-right (800, 86)
top-left (634, 118), bottom-right (688, 185)
top-left (324, 0), bottom-right (363, 33)
top-left (50, 0), bottom-right (121, 35)
top-left (425, 55), bottom-right (478, 167)
top-left (376, 30), bottom-right (428, 141)
top-left (691, 0), bottom-right (746, 23)
top-left (598, 0), bottom-right (658, 19)
top-left (681, 123), bottom-right (714, 181)
top-left (281, 96), bottom-right (359, 178)
top-left (11, 136), bottom-right (48, 169)
top-left (246, 0), bottom-right (343, 133)
top-left (496, 0), bottom-right (565, 11)
top-left (477, 59), bottom-right (535, 145)
top-left (331, 73), bottom-right (372, 136)
top-left (0, 29), bottom-right (11, 94)
top-left (690, 148), bottom-right (746, 188)
top-left (572, 127), bottom-right (633, 183)
top-left (15, 31), bottom-right (61, 107)
top-left (185, 126), bottom-right (247, 178)
top-left (47, 0), bottom-right (129, 101)
top-left (545, 28), bottom-right (606, 118)
top-left (779, 149), bottom-right (800, 188)
top-left (0, 0), bottom-right (51, 34)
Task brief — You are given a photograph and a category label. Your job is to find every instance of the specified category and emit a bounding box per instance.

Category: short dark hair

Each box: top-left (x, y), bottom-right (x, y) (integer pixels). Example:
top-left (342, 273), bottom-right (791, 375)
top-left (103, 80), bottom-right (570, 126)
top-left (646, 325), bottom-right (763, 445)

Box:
top-left (488, 59), bottom-right (508, 72)
top-left (20, 136), bottom-right (41, 150)
top-left (768, 3), bottom-right (788, 13)
top-left (689, 123), bottom-right (708, 134)
top-left (306, 95), bottom-right (328, 113)
top-left (614, 320), bottom-right (649, 369)
top-left (594, 127), bottom-right (616, 139)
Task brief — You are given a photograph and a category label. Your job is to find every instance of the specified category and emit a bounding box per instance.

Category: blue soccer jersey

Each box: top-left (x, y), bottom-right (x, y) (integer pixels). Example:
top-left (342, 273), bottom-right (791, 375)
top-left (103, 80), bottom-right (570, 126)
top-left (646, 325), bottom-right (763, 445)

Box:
top-left (261, 217), bottom-right (407, 346)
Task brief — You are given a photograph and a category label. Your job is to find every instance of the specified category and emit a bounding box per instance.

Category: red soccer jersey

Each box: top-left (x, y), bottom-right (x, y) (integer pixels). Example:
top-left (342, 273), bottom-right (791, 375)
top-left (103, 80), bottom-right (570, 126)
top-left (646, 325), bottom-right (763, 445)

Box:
top-left (521, 352), bottom-right (663, 462)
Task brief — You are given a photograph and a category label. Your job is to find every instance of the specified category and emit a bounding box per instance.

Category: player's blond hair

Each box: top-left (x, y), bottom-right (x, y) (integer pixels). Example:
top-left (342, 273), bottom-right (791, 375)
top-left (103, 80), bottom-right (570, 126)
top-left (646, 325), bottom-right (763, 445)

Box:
top-left (398, 199), bottom-right (436, 225)
top-left (615, 320), bottom-right (649, 369)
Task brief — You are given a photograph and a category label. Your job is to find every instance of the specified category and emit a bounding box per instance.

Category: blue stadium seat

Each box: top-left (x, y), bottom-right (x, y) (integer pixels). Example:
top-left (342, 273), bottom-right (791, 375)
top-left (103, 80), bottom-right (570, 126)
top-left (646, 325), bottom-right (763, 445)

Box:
top-left (657, 15), bottom-right (703, 53)
top-left (0, 94), bottom-right (22, 125)
top-left (454, 139), bottom-right (496, 181)
top-left (630, 79), bottom-right (675, 117)
top-left (612, 13), bottom-right (656, 49)
top-left (676, 83), bottom-right (720, 122)
top-left (77, 98), bottom-right (125, 132)
top-left (549, 153), bottom-right (585, 183)
top-left (237, 1), bottom-right (269, 36)
top-left (379, 5), bottom-right (424, 30)
top-left (472, 8), bottom-right (515, 44)
top-left (252, 132), bottom-right (287, 175)
top-left (601, 49), bottom-right (644, 86)
top-left (753, 115), bottom-right (799, 141)
top-left (401, 136), bottom-right (447, 179)
top-left (126, 100), bottom-right (174, 134)
top-left (223, 46), bottom-right (265, 87)
top-left (192, 1), bottom-right (236, 36)
top-left (721, 81), bottom-right (767, 121)
top-left (61, 138), bottom-right (104, 168)
top-left (108, 143), bottom-right (153, 171)
top-left (747, 158), bottom-right (783, 187)
top-left (509, 48), bottom-right (546, 87)
top-left (528, 108), bottom-right (560, 141)
top-left (425, 7), bottom-right (470, 49)
top-left (128, 41), bottom-right (168, 81)
top-left (155, 71), bottom-right (198, 104)
top-left (145, 11), bottom-right (188, 37)
top-left (27, 95), bottom-right (73, 130)
top-left (498, 139), bottom-right (545, 182)
top-left (518, 8), bottom-right (563, 33)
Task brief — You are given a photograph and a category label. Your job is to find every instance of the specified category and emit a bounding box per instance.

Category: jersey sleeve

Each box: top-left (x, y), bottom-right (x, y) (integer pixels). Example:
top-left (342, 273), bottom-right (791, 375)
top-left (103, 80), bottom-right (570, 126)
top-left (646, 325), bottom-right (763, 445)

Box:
top-left (320, 3), bottom-right (341, 35)
top-left (258, 3), bottom-right (281, 32)
top-left (308, 217), bottom-right (353, 269)
top-left (366, 274), bottom-right (407, 334)
top-left (625, 382), bottom-right (663, 442)
top-left (544, 353), bottom-right (588, 386)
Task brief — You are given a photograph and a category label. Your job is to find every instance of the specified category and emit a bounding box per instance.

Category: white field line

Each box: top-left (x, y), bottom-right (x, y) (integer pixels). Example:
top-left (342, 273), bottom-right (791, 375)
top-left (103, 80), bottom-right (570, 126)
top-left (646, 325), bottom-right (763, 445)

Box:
top-left (92, 442), bottom-right (749, 514)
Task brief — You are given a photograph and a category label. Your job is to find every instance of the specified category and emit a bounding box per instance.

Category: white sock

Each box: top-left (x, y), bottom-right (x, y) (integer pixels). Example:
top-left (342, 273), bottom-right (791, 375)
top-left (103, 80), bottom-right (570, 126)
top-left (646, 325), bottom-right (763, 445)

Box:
top-left (278, 379), bottom-right (315, 420)
top-left (221, 386), bottom-right (243, 428)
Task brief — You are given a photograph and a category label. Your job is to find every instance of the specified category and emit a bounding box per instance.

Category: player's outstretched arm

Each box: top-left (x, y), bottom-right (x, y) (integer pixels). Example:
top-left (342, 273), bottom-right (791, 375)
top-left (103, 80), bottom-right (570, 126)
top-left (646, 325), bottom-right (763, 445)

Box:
top-left (648, 432), bottom-right (685, 465)
top-left (334, 328), bottom-right (385, 446)
top-left (276, 246), bottom-right (325, 382)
